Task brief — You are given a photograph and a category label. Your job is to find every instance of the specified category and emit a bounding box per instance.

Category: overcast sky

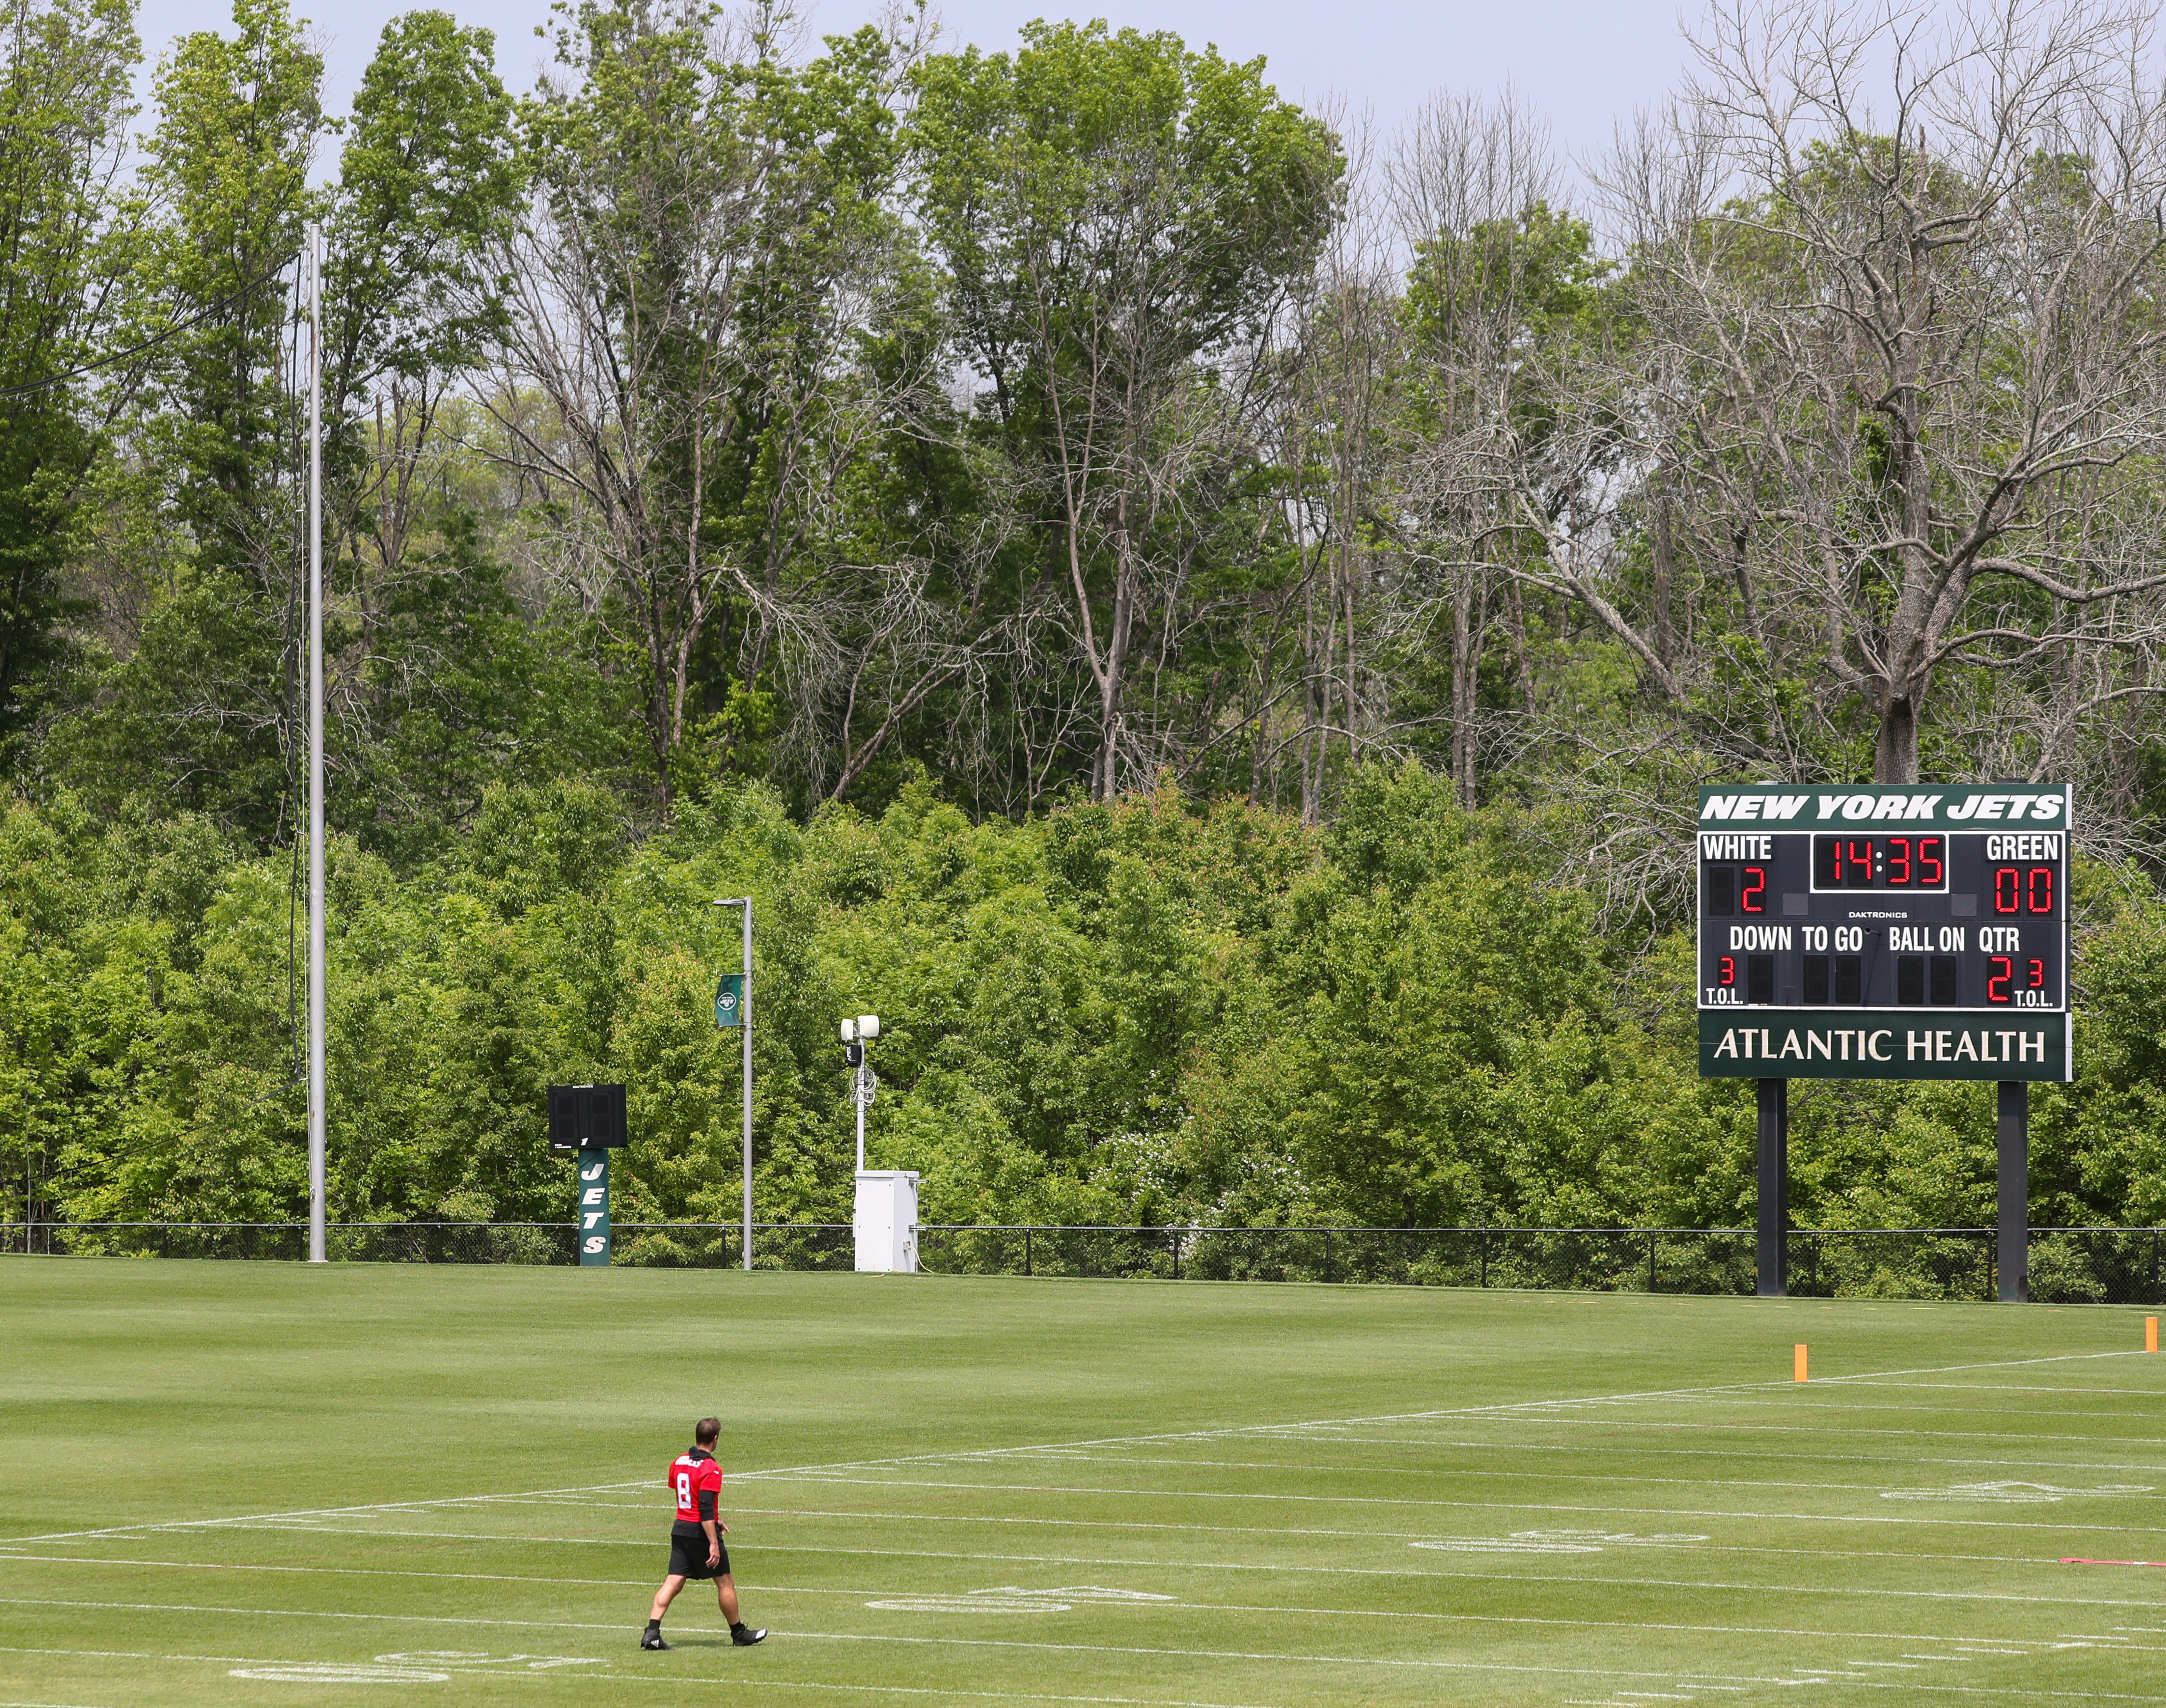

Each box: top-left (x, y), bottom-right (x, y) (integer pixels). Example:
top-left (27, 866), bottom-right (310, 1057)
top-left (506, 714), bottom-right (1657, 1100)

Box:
top-left (133, 0), bottom-right (1694, 165)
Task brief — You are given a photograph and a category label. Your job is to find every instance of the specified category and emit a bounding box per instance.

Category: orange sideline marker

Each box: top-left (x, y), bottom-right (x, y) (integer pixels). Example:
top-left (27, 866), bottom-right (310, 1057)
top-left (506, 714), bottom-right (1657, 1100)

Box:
top-left (2148, 1316), bottom-right (2158, 1354)
top-left (1794, 1343), bottom-right (1808, 1383)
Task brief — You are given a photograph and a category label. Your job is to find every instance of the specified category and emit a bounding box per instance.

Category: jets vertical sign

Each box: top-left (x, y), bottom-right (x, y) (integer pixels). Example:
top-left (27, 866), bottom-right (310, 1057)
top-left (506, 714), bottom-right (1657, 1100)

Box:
top-left (1695, 783), bottom-right (2071, 1082)
top-left (578, 1151), bottom-right (611, 1264)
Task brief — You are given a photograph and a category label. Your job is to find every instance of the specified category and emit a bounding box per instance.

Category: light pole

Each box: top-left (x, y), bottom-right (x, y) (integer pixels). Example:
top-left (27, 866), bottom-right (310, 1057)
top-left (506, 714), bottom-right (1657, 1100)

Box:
top-left (711, 899), bottom-right (754, 1272)
top-left (840, 1014), bottom-right (879, 1171)
top-left (305, 221), bottom-right (326, 1265)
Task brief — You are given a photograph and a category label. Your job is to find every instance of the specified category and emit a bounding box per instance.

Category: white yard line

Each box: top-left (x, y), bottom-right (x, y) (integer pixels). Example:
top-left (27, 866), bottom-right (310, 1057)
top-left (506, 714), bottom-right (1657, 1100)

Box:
top-left (4, 1481), bottom-right (650, 1546)
top-left (4, 1534), bottom-right (2092, 1586)
top-left (10, 1539), bottom-right (2166, 1617)
top-left (950, 1445), bottom-right (2166, 1479)
top-left (1311, 1419), bottom-right (2166, 1448)
top-left (723, 1484), bottom-right (2166, 1535)
top-left (12, 1524), bottom-right (2103, 1575)
top-left (0, 1646), bottom-right (1282, 1708)
top-left (1476, 1398), bottom-right (2166, 1424)
top-left (7, 1347), bottom-right (2141, 1551)
top-left (746, 1536), bottom-right (2153, 1573)
top-left (756, 1461), bottom-right (2161, 1501)
top-left (0, 1601), bottom-right (1991, 1693)
top-left (1836, 1384), bottom-right (2166, 1397)
top-left (135, 1488), bottom-right (2166, 1547)
top-left (0, 1699), bottom-right (124, 1708)
top-left (0, 1553), bottom-right (2139, 1647)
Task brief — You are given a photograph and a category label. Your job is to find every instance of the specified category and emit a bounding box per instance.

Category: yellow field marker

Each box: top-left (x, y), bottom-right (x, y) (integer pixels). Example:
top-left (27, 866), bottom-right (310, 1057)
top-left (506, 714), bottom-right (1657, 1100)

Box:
top-left (1794, 1343), bottom-right (1808, 1383)
top-left (2147, 1316), bottom-right (2157, 1354)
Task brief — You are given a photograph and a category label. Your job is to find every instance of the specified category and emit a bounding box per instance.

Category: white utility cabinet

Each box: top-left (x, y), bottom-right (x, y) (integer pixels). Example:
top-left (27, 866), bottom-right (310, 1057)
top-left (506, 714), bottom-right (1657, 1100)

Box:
top-left (853, 1170), bottom-right (919, 1272)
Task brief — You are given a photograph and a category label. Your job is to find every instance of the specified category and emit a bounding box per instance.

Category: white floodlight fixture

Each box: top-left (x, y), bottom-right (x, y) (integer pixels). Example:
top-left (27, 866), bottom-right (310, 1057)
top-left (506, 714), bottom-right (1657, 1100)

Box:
top-left (841, 1014), bottom-right (881, 1169)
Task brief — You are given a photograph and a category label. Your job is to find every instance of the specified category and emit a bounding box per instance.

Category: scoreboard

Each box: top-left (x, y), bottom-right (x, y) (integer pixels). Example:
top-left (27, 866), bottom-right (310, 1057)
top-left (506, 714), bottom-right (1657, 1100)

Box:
top-left (1696, 783), bottom-right (2070, 1081)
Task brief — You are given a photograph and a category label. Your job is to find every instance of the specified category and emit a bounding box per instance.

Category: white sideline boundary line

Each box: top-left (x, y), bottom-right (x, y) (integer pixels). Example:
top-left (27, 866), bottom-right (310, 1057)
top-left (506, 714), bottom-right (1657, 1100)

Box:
top-left (5, 1347), bottom-right (2143, 1548)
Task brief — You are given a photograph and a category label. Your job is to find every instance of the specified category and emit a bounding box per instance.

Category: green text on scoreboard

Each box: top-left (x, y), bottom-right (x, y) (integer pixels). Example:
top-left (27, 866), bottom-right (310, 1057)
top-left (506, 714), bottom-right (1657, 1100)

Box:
top-left (1696, 783), bottom-right (2070, 1082)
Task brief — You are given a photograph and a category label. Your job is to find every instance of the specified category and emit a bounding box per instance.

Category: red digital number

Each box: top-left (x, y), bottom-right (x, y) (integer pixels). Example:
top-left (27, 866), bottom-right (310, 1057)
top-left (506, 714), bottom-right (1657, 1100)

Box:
top-left (1988, 956), bottom-right (2012, 1002)
top-left (1887, 838), bottom-right (1911, 885)
top-left (1847, 841), bottom-right (1873, 881)
top-left (2028, 958), bottom-right (2044, 988)
top-left (1920, 837), bottom-right (1943, 885)
top-left (1720, 956), bottom-right (1736, 986)
top-left (1994, 868), bottom-right (2021, 913)
top-left (1741, 867), bottom-right (1765, 913)
top-left (2028, 867), bottom-right (2054, 915)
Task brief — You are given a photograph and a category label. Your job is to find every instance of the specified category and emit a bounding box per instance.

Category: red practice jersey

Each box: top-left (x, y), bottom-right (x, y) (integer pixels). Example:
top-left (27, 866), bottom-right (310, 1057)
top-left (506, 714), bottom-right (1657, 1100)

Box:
top-left (670, 1448), bottom-right (722, 1524)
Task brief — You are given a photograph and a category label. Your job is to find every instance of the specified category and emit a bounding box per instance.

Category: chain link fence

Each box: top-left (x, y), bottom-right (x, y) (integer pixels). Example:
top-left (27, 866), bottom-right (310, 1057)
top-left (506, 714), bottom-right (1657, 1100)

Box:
top-left (5, 1220), bottom-right (2164, 1301)
top-left (0, 1221), bottom-right (849, 1270)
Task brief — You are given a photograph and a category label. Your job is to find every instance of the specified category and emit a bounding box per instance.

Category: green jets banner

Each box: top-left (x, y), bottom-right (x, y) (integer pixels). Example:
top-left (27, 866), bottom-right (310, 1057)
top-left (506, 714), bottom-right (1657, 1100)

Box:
top-left (715, 973), bottom-right (744, 1029)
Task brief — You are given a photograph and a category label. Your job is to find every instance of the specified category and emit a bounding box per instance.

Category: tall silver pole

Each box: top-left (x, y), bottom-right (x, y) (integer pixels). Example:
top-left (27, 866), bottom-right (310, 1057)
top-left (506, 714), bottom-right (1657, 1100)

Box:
top-left (855, 1058), bottom-right (866, 1173)
top-left (306, 223), bottom-right (326, 1265)
top-left (740, 898), bottom-right (753, 1272)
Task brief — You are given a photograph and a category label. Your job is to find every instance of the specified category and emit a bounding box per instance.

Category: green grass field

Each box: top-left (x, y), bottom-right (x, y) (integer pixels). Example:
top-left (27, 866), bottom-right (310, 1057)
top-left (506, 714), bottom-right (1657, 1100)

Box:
top-left (3, 1262), bottom-right (2164, 1707)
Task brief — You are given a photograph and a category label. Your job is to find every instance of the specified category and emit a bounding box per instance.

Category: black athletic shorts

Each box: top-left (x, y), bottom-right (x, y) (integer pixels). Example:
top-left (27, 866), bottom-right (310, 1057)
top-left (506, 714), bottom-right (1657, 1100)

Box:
top-left (668, 1520), bottom-right (730, 1580)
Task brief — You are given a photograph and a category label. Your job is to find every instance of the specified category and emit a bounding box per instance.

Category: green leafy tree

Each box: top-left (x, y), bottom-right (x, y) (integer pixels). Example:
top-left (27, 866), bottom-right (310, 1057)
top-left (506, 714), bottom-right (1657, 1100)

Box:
top-left (51, 0), bottom-right (323, 842)
top-left (0, 0), bottom-right (138, 762)
top-left (910, 21), bottom-right (1342, 799)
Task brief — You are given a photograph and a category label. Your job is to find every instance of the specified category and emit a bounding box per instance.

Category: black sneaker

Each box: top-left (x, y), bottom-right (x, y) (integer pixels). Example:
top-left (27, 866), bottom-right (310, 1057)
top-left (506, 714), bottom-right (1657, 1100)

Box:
top-left (640, 1630), bottom-right (671, 1651)
top-left (732, 1625), bottom-right (767, 1646)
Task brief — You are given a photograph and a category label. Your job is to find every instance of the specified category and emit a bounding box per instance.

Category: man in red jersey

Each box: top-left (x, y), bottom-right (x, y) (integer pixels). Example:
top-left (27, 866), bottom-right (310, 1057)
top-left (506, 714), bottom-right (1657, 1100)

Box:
top-left (640, 1416), bottom-right (766, 1650)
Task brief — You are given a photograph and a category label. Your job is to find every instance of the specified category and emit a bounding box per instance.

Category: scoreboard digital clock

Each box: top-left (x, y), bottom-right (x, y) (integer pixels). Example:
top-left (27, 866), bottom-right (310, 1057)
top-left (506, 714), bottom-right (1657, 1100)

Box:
top-left (1696, 784), bottom-right (2070, 1082)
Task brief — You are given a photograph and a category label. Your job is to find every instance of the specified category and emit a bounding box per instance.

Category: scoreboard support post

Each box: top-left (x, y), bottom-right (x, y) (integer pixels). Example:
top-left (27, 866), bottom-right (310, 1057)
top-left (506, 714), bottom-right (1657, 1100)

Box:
top-left (1998, 1081), bottom-right (2028, 1303)
top-left (1756, 1078), bottom-right (1788, 1296)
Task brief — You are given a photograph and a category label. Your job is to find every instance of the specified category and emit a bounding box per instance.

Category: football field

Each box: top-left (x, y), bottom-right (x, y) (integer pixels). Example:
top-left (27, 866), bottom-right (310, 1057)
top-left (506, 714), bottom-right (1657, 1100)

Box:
top-left (2, 1261), bottom-right (2163, 1707)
